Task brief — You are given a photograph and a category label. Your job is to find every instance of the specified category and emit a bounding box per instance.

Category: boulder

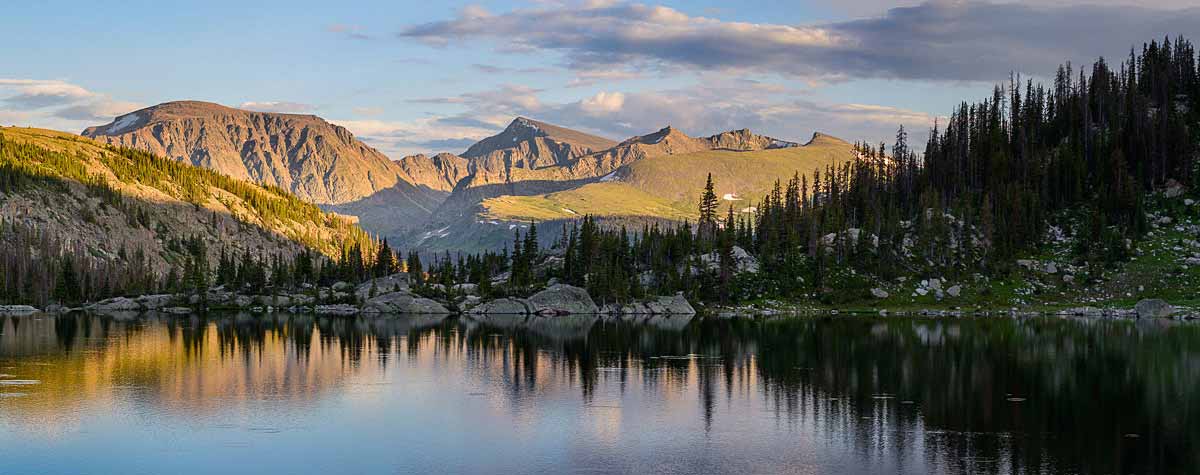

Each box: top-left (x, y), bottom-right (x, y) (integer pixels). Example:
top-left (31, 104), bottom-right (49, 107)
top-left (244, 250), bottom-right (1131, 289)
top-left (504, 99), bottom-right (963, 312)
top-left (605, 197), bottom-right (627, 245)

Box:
top-left (731, 246), bottom-right (760, 273)
top-left (205, 290), bottom-right (235, 305)
top-left (699, 246), bottom-right (760, 274)
top-left (354, 273), bottom-right (411, 298)
top-left (469, 298), bottom-right (532, 315)
top-left (136, 294), bottom-right (175, 309)
top-left (1062, 306), bottom-right (1103, 317)
top-left (162, 307), bottom-right (193, 315)
top-left (458, 295), bottom-right (482, 310)
top-left (644, 293), bottom-right (696, 315)
top-left (621, 302), bottom-right (652, 314)
top-left (870, 288), bottom-right (890, 299)
top-left (0, 305), bottom-right (39, 316)
top-left (90, 297), bottom-right (141, 313)
top-left (289, 294), bottom-right (316, 306)
top-left (527, 284), bottom-right (599, 315)
top-left (1163, 179), bottom-right (1186, 198)
top-left (1044, 262), bottom-right (1058, 274)
top-left (947, 285), bottom-right (962, 297)
top-left (361, 291), bottom-right (450, 314)
top-left (1135, 299), bottom-right (1175, 318)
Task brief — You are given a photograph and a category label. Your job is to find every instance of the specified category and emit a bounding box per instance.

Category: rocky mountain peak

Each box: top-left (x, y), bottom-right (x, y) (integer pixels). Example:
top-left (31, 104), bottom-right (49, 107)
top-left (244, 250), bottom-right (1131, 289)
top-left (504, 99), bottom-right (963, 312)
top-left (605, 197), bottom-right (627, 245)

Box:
top-left (508, 117), bottom-right (545, 134)
top-left (626, 125), bottom-right (691, 146)
top-left (707, 128), bottom-right (799, 151)
top-left (805, 132), bottom-right (849, 146)
top-left (80, 100), bottom-right (407, 205)
top-left (461, 117), bottom-right (616, 160)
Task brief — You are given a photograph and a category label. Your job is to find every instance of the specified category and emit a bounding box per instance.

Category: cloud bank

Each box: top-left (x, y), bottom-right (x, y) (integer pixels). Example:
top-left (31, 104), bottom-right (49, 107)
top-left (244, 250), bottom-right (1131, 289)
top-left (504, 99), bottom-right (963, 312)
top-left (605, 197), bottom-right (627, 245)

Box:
top-left (0, 79), bottom-right (139, 126)
top-left (400, 1), bottom-right (1200, 82)
top-left (339, 79), bottom-right (937, 158)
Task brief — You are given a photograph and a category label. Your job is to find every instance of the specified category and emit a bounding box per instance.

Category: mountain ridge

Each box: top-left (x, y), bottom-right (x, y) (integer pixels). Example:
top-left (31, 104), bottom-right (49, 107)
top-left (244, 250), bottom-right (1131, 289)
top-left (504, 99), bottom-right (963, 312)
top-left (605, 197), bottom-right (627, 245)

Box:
top-left (81, 101), bottom-right (410, 205)
top-left (80, 102), bottom-right (847, 253)
top-left (0, 126), bottom-right (373, 276)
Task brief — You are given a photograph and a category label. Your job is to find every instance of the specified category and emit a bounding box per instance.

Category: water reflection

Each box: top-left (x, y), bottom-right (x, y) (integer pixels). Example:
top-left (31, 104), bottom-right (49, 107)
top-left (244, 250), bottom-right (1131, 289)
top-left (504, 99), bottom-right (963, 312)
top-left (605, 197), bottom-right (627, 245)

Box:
top-left (0, 313), bottom-right (1196, 474)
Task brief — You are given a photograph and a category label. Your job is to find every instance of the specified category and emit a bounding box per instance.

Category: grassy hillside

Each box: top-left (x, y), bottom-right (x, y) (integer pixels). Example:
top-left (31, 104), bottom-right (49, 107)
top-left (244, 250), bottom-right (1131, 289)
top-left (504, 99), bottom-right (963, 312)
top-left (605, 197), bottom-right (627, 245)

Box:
top-left (482, 183), bottom-right (693, 221)
top-left (482, 134), bottom-right (855, 221)
top-left (0, 127), bottom-right (372, 271)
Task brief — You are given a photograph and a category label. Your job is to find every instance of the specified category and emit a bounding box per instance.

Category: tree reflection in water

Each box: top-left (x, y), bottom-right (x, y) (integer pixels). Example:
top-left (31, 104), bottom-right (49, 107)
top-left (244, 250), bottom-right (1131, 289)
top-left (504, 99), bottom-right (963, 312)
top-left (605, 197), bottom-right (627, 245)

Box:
top-left (0, 312), bottom-right (1196, 474)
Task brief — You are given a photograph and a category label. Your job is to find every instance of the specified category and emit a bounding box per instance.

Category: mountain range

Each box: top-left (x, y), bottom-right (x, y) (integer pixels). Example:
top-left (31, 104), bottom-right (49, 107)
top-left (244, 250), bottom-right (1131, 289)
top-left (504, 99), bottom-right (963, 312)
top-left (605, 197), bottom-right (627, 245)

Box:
top-left (82, 101), bottom-right (854, 252)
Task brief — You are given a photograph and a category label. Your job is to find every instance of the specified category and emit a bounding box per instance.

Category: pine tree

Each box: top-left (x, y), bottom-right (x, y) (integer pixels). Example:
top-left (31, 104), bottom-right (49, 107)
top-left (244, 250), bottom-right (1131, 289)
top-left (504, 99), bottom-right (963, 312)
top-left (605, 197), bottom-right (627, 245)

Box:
top-left (53, 258), bottom-right (81, 304)
top-left (407, 251), bottom-right (424, 286)
top-left (698, 173), bottom-right (719, 243)
top-left (374, 238), bottom-right (395, 277)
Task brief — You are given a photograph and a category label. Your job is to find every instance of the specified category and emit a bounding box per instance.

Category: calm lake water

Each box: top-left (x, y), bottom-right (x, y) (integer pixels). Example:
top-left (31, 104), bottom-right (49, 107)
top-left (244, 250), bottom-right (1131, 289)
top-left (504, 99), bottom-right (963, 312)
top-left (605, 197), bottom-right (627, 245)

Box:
top-left (0, 312), bottom-right (1197, 474)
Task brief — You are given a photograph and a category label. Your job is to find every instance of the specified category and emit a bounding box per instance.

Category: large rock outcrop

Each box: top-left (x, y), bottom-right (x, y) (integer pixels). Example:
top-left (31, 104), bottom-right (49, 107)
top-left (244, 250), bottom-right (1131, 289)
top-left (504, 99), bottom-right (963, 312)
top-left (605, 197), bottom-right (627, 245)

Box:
top-left (527, 284), bottom-right (599, 315)
top-left (0, 305), bottom-right (39, 316)
top-left (355, 273), bottom-right (412, 299)
top-left (644, 294), bottom-right (697, 315)
top-left (362, 291), bottom-right (451, 314)
top-left (469, 298), bottom-right (533, 315)
top-left (1135, 299), bottom-right (1176, 318)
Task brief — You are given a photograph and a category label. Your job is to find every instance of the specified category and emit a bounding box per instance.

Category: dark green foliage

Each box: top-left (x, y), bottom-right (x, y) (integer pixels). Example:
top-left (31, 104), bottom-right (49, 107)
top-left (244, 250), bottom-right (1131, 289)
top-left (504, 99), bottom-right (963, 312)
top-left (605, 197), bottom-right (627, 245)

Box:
top-left (415, 37), bottom-right (1200, 306)
top-left (0, 218), bottom-right (157, 306)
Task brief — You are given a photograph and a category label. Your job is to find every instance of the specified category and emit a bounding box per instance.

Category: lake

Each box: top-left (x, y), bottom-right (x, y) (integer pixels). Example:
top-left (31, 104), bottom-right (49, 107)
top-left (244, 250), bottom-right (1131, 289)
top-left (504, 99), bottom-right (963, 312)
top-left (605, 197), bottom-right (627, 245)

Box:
top-left (1, 312), bottom-right (1197, 474)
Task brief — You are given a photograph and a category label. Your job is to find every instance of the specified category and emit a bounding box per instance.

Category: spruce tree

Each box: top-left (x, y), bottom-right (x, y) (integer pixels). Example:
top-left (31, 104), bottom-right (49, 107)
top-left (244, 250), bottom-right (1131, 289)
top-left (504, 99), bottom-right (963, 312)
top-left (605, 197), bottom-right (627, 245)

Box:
top-left (698, 173), bottom-right (719, 242)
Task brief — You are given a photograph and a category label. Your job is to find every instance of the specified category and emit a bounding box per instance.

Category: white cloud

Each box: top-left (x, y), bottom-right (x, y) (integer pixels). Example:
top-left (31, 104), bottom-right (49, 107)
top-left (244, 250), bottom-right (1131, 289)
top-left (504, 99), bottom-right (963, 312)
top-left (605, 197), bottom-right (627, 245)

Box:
top-left (331, 117), bottom-right (498, 157)
top-left (0, 78), bottom-right (140, 130)
top-left (566, 69), bottom-right (642, 87)
top-left (347, 79), bottom-right (937, 157)
top-left (579, 91), bottom-right (625, 114)
top-left (399, 1), bottom-right (1200, 82)
top-left (0, 79), bottom-right (96, 109)
top-left (54, 100), bottom-right (141, 121)
top-left (239, 101), bottom-right (317, 113)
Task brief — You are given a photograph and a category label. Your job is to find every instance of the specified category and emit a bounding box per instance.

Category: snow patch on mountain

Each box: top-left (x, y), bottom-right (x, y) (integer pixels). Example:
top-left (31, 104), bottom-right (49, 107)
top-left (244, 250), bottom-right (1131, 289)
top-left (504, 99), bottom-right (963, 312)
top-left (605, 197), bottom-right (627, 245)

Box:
top-left (107, 113), bottom-right (141, 135)
top-left (599, 170), bottom-right (622, 182)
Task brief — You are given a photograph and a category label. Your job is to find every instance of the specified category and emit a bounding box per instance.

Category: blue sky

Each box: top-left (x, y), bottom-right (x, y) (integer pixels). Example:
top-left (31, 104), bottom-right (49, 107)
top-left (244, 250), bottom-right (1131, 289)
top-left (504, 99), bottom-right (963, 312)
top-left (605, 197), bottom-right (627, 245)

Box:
top-left (3, 0), bottom-right (1198, 157)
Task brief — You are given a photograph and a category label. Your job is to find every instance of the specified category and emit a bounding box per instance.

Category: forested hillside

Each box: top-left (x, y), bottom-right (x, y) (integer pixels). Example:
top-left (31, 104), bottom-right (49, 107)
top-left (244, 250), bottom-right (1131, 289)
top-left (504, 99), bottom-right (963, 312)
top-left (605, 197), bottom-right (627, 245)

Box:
top-left (400, 36), bottom-right (1200, 309)
top-left (0, 128), bottom-right (378, 306)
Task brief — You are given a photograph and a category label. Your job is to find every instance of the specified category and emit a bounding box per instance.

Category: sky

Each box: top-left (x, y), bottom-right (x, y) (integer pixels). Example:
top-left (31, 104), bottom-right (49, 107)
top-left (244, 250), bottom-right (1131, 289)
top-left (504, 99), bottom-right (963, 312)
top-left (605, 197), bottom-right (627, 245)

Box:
top-left (2, 0), bottom-right (1199, 158)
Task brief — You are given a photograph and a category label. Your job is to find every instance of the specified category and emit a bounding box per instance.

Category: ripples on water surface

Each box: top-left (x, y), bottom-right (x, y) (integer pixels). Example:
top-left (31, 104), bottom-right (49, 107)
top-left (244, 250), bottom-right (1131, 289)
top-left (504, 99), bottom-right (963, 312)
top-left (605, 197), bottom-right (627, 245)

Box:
top-left (0, 312), bottom-right (1197, 474)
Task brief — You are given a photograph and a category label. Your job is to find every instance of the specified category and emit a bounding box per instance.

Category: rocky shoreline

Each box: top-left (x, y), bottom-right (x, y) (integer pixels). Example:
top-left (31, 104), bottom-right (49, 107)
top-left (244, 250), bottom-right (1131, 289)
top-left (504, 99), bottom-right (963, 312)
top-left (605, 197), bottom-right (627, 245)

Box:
top-left (0, 274), bottom-right (697, 319)
top-left (0, 273), bottom-right (1191, 321)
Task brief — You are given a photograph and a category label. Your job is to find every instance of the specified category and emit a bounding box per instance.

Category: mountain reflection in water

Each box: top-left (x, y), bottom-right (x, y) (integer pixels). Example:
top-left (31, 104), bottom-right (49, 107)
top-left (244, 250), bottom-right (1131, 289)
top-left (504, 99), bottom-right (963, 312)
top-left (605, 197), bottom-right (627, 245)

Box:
top-left (0, 313), bottom-right (1197, 474)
